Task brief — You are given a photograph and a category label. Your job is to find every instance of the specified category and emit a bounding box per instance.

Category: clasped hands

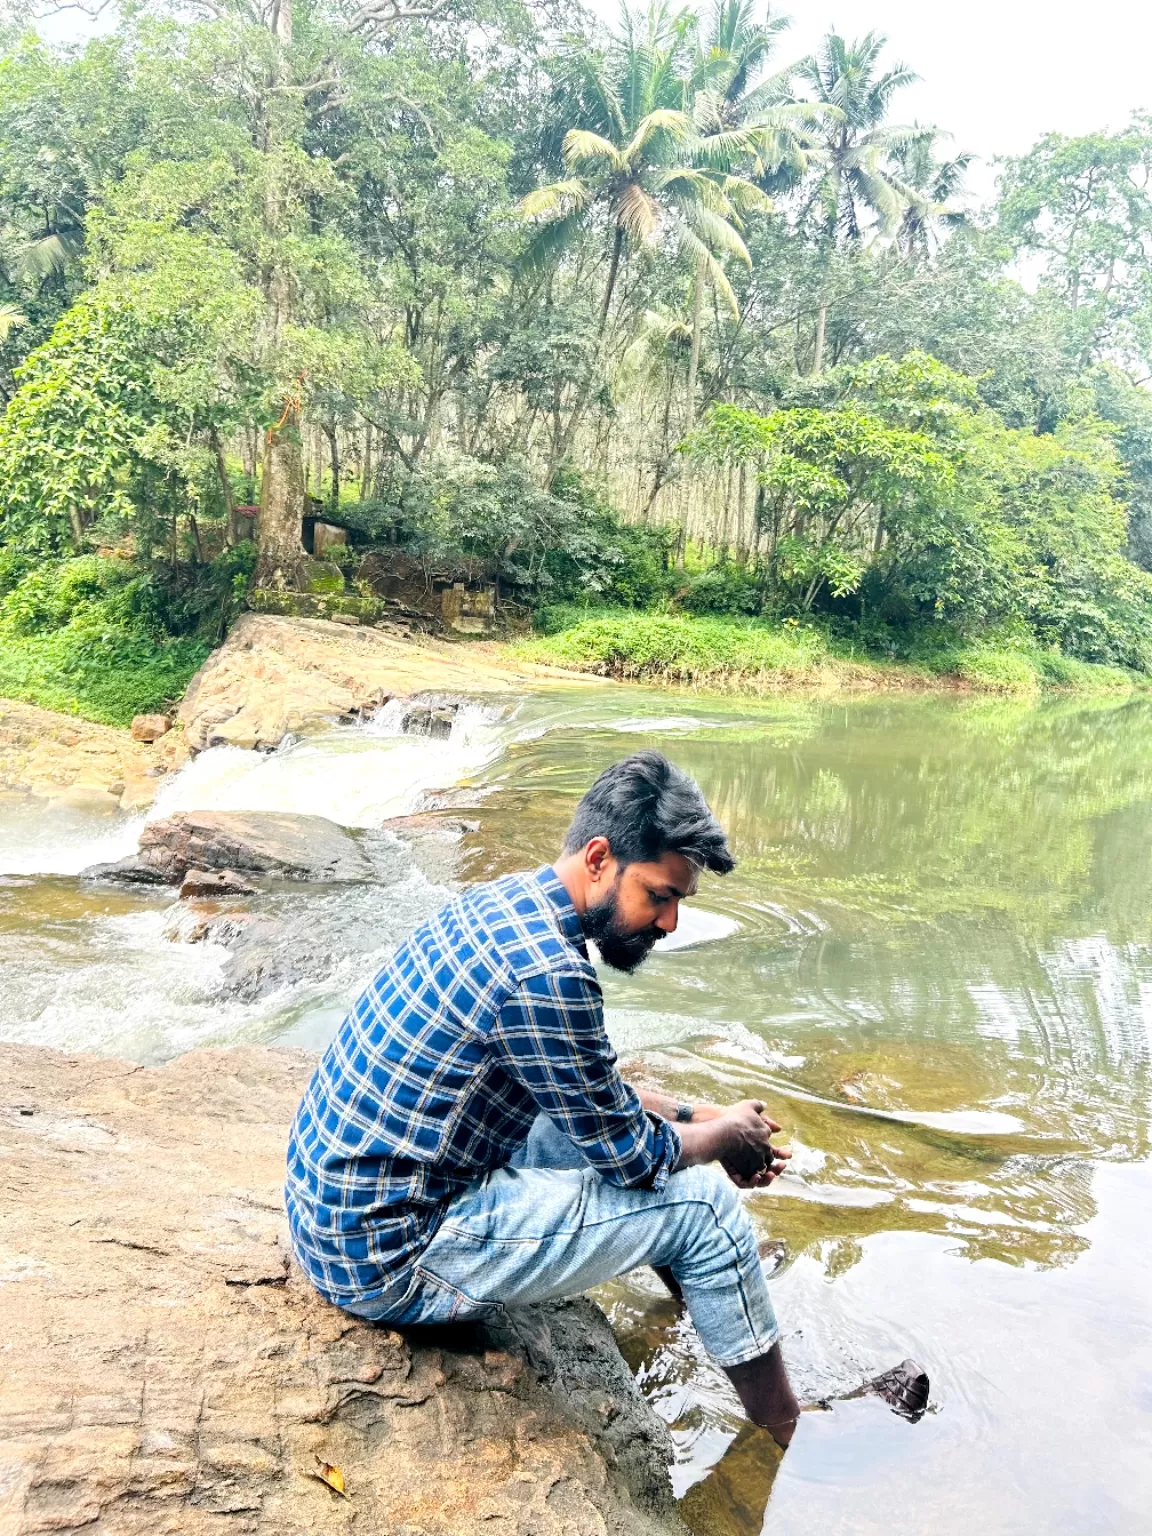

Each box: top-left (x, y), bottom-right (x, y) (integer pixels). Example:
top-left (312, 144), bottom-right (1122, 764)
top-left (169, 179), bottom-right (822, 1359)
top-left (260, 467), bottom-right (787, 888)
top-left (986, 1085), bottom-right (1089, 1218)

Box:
top-left (686, 1099), bottom-right (791, 1189)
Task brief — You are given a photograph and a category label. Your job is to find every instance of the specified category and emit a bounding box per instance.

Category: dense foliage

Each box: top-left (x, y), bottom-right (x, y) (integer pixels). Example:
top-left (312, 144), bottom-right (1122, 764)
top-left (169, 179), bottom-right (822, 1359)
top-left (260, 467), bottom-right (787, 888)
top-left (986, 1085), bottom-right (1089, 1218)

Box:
top-left (2, 0), bottom-right (1152, 710)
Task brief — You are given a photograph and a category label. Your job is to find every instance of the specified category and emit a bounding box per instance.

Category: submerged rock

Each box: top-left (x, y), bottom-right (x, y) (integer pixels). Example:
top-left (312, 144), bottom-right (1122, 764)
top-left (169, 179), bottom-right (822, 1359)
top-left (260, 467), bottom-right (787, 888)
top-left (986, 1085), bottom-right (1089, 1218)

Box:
top-left (179, 867), bottom-right (258, 899)
top-left (0, 1043), bottom-right (684, 1535)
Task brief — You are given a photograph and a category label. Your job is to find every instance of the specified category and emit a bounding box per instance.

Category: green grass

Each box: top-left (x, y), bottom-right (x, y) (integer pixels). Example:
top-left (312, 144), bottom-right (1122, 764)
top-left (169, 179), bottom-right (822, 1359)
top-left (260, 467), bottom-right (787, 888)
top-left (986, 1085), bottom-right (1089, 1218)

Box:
top-left (0, 555), bottom-right (210, 726)
top-left (517, 608), bottom-right (1144, 697)
top-left (518, 611), bottom-right (834, 690)
top-left (0, 627), bottom-right (210, 726)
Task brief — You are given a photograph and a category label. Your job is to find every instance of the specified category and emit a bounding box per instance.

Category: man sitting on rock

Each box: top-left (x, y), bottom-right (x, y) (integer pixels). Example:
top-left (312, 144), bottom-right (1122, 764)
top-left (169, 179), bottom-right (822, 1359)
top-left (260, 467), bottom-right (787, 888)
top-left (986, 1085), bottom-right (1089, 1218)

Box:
top-left (286, 750), bottom-right (925, 1450)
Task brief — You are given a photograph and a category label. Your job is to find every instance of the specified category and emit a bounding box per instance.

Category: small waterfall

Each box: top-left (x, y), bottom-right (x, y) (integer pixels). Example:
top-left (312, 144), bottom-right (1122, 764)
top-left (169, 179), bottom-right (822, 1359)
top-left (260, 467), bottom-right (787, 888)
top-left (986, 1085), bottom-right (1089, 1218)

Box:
top-left (150, 697), bottom-right (518, 829)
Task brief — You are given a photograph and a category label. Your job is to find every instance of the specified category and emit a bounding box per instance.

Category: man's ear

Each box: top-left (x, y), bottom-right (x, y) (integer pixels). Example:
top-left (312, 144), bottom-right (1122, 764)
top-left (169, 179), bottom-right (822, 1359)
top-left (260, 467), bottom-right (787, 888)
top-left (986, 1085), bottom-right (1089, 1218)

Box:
top-left (584, 836), bottom-right (613, 885)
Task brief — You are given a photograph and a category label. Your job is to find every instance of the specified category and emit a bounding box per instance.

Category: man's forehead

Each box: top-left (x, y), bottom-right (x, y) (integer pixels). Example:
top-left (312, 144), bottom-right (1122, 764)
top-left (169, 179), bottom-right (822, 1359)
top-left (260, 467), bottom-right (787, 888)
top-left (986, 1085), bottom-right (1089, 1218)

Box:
top-left (628, 853), bottom-right (699, 898)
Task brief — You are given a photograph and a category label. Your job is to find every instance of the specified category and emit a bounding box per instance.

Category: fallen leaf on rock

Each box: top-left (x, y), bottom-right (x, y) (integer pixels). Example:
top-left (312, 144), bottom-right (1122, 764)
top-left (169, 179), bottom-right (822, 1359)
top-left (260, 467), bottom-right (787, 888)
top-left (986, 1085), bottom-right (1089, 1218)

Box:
top-left (308, 1456), bottom-right (350, 1499)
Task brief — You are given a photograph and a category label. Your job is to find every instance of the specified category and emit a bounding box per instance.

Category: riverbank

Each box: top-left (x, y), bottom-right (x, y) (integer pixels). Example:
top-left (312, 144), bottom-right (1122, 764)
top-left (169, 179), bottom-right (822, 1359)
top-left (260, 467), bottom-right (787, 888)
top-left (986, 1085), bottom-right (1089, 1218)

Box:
top-left (0, 698), bottom-right (189, 813)
top-left (0, 1042), bottom-right (685, 1535)
top-left (0, 615), bottom-right (592, 804)
top-left (4, 606), bottom-right (1142, 754)
top-left (515, 610), bottom-right (1145, 696)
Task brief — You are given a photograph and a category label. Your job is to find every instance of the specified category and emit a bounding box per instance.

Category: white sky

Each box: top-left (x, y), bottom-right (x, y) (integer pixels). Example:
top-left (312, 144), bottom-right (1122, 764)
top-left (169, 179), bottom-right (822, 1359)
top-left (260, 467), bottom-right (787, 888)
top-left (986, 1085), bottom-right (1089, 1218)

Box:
top-left (41, 0), bottom-right (1152, 208)
top-left (590, 0), bottom-right (1152, 205)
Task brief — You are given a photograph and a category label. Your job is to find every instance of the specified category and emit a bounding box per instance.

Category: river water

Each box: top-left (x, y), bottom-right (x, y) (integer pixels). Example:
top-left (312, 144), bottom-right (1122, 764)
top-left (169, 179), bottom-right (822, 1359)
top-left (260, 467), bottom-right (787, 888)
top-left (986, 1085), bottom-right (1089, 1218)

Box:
top-left (3, 686), bottom-right (1151, 1533)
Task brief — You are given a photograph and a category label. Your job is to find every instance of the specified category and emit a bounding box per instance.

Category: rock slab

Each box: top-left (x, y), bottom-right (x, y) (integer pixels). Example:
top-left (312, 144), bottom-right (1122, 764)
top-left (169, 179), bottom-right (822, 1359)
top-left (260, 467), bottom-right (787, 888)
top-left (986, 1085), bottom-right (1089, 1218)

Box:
top-left (0, 699), bottom-right (188, 812)
top-left (176, 613), bottom-right (592, 752)
top-left (84, 810), bottom-right (390, 886)
top-left (0, 1044), bottom-right (685, 1536)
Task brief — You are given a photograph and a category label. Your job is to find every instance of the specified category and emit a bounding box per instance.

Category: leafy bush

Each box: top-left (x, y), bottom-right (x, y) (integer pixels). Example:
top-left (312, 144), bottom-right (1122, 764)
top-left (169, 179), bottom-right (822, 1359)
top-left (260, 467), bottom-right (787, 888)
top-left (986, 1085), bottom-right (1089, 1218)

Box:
top-left (0, 556), bottom-right (211, 723)
top-left (949, 647), bottom-right (1041, 694)
top-left (673, 562), bottom-right (763, 615)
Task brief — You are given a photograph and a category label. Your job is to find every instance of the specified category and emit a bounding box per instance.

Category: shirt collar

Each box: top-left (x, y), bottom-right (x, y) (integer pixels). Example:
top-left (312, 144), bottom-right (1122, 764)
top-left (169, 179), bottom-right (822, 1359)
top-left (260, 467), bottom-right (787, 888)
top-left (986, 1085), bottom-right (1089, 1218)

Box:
top-left (533, 866), bottom-right (588, 955)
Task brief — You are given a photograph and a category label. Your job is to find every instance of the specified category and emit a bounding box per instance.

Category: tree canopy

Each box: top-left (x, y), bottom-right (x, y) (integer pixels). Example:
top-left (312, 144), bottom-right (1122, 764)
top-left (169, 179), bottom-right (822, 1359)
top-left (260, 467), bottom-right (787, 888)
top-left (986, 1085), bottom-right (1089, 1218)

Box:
top-left (2, 0), bottom-right (1152, 683)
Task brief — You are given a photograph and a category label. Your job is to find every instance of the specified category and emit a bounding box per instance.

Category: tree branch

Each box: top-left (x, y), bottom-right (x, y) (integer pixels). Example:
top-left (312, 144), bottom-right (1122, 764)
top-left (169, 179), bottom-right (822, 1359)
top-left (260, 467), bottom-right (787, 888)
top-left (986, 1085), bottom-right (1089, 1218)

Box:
top-left (344, 0), bottom-right (451, 35)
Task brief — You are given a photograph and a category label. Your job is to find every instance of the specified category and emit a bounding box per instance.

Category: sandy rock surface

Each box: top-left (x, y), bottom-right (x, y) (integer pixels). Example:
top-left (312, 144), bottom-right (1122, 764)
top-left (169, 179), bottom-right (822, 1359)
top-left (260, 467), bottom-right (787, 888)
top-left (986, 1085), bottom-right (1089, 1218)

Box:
top-left (0, 1044), bottom-right (685, 1536)
top-left (177, 613), bottom-right (592, 752)
top-left (0, 699), bottom-right (188, 813)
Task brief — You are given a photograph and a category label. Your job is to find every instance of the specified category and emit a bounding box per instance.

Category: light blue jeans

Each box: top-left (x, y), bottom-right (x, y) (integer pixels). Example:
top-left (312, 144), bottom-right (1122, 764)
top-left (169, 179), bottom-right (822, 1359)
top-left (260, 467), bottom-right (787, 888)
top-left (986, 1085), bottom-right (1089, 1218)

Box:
top-left (344, 1113), bottom-right (779, 1369)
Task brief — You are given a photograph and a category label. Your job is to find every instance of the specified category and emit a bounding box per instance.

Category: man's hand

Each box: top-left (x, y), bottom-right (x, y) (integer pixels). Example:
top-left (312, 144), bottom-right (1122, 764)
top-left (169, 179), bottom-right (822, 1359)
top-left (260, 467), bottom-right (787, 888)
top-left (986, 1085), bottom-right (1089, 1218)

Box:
top-left (717, 1100), bottom-right (790, 1187)
top-left (673, 1098), bottom-right (791, 1186)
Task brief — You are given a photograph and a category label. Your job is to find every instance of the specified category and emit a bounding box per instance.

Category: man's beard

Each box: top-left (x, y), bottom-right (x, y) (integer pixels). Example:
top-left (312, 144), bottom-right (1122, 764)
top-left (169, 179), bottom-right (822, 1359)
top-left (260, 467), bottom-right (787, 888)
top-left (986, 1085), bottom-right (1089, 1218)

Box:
top-left (581, 883), bottom-right (662, 973)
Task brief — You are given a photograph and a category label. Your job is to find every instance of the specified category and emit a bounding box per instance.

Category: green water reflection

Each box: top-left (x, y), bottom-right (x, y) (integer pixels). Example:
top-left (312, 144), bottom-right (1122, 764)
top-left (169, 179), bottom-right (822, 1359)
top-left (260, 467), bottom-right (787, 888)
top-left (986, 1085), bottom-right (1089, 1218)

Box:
top-left (465, 688), bottom-right (1152, 1534)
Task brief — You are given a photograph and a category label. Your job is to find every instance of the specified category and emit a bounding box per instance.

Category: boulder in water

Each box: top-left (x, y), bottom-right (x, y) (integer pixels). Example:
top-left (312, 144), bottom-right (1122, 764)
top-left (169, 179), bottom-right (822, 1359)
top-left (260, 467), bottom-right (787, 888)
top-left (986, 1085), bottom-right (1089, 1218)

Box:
top-left (84, 810), bottom-right (389, 886)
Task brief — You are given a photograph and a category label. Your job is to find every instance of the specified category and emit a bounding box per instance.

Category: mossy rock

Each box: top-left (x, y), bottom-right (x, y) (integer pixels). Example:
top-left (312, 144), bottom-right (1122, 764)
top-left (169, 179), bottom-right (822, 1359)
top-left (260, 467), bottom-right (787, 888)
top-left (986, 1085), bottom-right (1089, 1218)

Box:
top-left (247, 589), bottom-right (384, 624)
top-left (305, 560), bottom-right (346, 595)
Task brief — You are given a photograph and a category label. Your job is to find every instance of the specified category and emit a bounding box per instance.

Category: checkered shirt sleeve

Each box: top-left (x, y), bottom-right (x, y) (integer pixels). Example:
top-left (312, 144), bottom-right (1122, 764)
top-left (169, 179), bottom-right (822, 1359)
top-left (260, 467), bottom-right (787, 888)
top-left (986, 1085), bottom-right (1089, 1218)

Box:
top-left (492, 964), bottom-right (681, 1190)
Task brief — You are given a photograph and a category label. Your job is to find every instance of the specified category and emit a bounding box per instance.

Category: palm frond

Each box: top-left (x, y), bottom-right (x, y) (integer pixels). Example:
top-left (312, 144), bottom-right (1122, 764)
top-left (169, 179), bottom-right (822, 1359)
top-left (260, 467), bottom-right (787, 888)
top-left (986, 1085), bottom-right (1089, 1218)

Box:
top-left (0, 302), bottom-right (27, 342)
top-left (678, 227), bottom-right (740, 314)
top-left (689, 203), bottom-right (752, 264)
top-left (624, 107), bottom-right (693, 164)
top-left (517, 210), bottom-right (587, 275)
top-left (563, 129), bottom-right (625, 172)
top-left (520, 179), bottom-right (592, 220)
top-left (615, 181), bottom-right (661, 242)
top-left (17, 228), bottom-right (84, 282)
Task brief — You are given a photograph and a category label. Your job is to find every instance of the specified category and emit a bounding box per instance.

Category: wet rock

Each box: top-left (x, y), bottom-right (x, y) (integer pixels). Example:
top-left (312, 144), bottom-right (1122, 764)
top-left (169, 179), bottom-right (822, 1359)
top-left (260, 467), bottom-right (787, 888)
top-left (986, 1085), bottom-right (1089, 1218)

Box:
top-left (402, 701), bottom-right (458, 739)
top-left (130, 713), bottom-right (171, 742)
top-left (179, 867), bottom-right (258, 900)
top-left (0, 699), bottom-right (188, 812)
top-left (48, 785), bottom-right (122, 815)
top-left (85, 810), bottom-right (392, 887)
top-left (84, 855), bottom-right (173, 886)
top-left (0, 1044), bottom-right (684, 1536)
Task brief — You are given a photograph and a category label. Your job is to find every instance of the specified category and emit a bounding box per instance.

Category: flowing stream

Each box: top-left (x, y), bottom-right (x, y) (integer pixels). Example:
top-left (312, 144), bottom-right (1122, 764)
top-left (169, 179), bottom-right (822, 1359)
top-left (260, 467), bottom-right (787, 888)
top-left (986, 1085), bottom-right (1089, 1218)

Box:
top-left (3, 686), bottom-right (1151, 1532)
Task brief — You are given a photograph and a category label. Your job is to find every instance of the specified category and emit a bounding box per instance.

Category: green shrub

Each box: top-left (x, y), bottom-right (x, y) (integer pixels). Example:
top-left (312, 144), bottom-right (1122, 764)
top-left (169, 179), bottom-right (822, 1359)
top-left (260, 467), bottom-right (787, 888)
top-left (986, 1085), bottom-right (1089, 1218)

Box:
top-left (0, 556), bottom-right (210, 724)
top-left (949, 647), bottom-right (1041, 694)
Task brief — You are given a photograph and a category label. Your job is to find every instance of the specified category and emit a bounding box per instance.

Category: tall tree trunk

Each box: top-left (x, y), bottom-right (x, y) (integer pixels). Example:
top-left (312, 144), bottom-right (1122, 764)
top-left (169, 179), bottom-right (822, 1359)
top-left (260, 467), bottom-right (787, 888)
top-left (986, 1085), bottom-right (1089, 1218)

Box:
top-left (360, 423), bottom-right (373, 500)
top-left (258, 398), bottom-right (307, 588)
top-left (211, 428), bottom-right (238, 547)
top-left (323, 420), bottom-right (340, 515)
top-left (686, 265), bottom-right (705, 427)
top-left (812, 304), bottom-right (827, 375)
top-left (253, 0), bottom-right (307, 589)
top-left (546, 225), bottom-right (626, 481)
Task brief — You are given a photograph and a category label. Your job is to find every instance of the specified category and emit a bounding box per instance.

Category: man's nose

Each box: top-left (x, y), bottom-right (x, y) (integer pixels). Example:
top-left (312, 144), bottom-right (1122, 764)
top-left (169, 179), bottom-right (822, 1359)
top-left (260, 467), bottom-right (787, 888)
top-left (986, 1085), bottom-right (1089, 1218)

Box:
top-left (655, 900), bottom-right (679, 934)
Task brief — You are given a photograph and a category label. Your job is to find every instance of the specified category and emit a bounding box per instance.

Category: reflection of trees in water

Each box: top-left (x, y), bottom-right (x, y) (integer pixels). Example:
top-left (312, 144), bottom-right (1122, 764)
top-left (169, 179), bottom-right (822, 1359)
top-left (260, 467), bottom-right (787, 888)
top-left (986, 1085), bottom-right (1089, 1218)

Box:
top-left (678, 697), bottom-right (1152, 938)
top-left (469, 693), bottom-right (1152, 1532)
top-left (470, 691), bottom-right (1152, 1269)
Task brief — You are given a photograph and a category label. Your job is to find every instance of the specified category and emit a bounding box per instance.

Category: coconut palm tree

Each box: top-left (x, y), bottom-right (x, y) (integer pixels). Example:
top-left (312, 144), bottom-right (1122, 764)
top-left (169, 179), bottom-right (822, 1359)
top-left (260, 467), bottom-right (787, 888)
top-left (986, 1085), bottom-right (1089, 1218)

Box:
top-left (890, 129), bottom-right (972, 256)
top-left (792, 30), bottom-right (921, 369)
top-left (521, 2), bottom-right (770, 473)
top-left (683, 0), bottom-right (833, 419)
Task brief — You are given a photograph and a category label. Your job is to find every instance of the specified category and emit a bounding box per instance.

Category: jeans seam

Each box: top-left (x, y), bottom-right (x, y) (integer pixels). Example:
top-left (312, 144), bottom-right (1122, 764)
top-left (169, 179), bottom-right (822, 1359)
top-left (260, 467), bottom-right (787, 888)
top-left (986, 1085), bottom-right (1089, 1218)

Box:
top-left (413, 1261), bottom-right (501, 1322)
top-left (438, 1189), bottom-right (771, 1362)
top-left (438, 1191), bottom-right (741, 1247)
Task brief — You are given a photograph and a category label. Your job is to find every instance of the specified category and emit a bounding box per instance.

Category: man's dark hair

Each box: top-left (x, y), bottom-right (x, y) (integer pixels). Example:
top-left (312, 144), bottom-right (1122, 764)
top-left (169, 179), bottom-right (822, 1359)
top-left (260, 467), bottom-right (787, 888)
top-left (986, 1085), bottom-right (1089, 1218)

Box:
top-left (562, 751), bottom-right (736, 875)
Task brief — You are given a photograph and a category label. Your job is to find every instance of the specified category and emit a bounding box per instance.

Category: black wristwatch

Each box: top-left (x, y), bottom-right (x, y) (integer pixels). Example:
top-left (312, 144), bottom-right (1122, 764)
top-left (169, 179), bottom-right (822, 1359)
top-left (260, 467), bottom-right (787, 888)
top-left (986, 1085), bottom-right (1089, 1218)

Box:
top-left (675, 1102), bottom-right (694, 1123)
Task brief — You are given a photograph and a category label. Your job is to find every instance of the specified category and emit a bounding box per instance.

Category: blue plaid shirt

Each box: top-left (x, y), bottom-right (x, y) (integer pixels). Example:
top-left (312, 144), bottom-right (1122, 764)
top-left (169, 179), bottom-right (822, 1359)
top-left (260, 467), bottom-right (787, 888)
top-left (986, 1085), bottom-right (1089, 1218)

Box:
top-left (285, 866), bottom-right (682, 1307)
